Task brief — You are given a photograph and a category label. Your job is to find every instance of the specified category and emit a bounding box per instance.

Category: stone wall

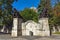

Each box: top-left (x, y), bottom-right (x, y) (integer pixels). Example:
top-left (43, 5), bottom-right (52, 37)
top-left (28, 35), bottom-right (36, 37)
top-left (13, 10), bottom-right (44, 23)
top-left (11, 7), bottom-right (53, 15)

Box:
top-left (22, 18), bottom-right (50, 36)
top-left (12, 18), bottom-right (50, 37)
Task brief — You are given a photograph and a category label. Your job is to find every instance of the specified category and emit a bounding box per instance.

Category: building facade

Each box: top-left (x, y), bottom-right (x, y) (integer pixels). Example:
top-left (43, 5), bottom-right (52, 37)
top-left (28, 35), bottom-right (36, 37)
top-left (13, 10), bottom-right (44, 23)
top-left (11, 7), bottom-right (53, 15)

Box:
top-left (22, 18), bottom-right (50, 36)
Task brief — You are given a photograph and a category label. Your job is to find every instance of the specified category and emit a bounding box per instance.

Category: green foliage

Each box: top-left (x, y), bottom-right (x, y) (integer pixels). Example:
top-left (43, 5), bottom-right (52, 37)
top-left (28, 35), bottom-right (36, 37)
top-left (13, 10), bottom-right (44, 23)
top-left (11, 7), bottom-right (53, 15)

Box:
top-left (0, 0), bottom-right (17, 26)
top-left (0, 17), bottom-right (3, 26)
top-left (49, 15), bottom-right (57, 25)
top-left (38, 0), bottom-right (44, 14)
top-left (54, 16), bottom-right (60, 25)
top-left (38, 0), bottom-right (52, 19)
top-left (52, 1), bottom-right (60, 26)
top-left (20, 8), bottom-right (38, 22)
top-left (0, 0), bottom-right (4, 6)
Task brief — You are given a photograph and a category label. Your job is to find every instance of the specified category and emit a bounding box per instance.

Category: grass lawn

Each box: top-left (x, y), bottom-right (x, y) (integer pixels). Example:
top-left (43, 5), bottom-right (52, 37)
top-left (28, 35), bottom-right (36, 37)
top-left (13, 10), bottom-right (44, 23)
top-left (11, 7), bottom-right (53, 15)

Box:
top-left (53, 32), bottom-right (60, 34)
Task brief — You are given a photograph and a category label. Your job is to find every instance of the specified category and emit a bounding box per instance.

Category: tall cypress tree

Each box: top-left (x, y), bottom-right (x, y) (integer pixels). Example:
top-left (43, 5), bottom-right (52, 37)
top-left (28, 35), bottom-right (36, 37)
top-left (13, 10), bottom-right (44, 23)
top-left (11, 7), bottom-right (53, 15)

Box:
top-left (0, 0), bottom-right (4, 26)
top-left (38, 0), bottom-right (52, 18)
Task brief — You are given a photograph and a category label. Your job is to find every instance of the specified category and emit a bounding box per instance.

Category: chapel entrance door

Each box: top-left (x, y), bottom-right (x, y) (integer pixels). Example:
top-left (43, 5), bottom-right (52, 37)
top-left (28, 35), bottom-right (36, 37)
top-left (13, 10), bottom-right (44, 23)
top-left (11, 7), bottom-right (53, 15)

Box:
top-left (29, 31), bottom-right (33, 36)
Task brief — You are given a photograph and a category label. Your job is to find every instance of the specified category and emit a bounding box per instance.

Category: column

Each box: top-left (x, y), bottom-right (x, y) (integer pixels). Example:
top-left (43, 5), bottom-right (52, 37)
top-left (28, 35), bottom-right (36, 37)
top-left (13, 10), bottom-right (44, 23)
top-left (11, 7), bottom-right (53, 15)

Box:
top-left (11, 18), bottom-right (18, 37)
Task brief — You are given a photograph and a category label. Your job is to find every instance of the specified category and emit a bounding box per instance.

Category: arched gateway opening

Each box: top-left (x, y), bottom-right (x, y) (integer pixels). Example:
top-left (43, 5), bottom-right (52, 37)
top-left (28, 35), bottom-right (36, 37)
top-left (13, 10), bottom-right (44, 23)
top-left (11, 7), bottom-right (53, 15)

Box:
top-left (29, 31), bottom-right (33, 36)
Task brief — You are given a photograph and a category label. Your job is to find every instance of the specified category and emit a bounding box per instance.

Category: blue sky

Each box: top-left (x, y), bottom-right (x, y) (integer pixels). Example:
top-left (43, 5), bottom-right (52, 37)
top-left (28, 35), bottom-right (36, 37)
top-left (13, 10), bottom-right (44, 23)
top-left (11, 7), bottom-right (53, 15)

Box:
top-left (12, 0), bottom-right (56, 11)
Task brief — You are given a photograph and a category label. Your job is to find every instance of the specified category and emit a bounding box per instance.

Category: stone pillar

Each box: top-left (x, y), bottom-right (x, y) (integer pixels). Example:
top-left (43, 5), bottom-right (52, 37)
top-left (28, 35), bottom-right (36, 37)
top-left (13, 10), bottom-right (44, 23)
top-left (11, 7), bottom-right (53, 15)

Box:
top-left (42, 18), bottom-right (50, 36)
top-left (11, 18), bottom-right (18, 37)
top-left (39, 18), bottom-right (50, 36)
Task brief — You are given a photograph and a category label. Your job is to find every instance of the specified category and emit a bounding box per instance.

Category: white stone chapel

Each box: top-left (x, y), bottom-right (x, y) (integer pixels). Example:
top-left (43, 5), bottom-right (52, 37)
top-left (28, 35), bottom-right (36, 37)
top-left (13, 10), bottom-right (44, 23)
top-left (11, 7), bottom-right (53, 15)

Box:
top-left (11, 8), bottom-right (50, 37)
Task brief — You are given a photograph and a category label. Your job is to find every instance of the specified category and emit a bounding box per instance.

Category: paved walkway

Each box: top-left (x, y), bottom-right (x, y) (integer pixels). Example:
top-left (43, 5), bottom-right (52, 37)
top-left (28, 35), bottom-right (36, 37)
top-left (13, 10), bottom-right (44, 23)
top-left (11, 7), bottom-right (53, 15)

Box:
top-left (0, 34), bottom-right (60, 40)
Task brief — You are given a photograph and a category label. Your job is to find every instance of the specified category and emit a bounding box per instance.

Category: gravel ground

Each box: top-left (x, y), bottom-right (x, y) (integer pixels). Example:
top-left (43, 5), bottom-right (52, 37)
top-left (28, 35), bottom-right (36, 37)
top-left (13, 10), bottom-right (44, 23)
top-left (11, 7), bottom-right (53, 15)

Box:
top-left (0, 34), bottom-right (60, 40)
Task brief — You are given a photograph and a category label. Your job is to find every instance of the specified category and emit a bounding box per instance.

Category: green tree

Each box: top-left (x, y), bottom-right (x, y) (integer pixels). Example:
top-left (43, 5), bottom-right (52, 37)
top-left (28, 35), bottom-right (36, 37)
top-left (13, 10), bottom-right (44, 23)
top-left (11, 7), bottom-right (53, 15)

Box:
top-left (0, 0), bottom-right (3, 26)
top-left (0, 0), bottom-right (17, 32)
top-left (53, 1), bottom-right (60, 25)
top-left (38, 0), bottom-right (53, 25)
top-left (38, 0), bottom-right (53, 34)
top-left (20, 8), bottom-right (38, 22)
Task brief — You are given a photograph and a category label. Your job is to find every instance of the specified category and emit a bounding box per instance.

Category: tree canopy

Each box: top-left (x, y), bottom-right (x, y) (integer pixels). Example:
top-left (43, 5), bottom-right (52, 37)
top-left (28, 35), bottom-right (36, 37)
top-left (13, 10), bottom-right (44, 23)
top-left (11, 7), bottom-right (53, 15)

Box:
top-left (0, 0), bottom-right (17, 26)
top-left (53, 1), bottom-right (60, 25)
top-left (20, 8), bottom-right (38, 22)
